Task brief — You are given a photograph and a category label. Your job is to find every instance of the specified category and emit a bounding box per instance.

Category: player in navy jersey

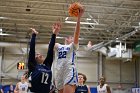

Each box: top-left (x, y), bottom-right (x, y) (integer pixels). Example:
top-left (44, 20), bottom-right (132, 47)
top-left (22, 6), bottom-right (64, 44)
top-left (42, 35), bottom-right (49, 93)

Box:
top-left (75, 73), bottom-right (91, 93)
top-left (0, 85), bottom-right (3, 93)
top-left (28, 22), bottom-right (61, 93)
top-left (7, 83), bottom-right (14, 93)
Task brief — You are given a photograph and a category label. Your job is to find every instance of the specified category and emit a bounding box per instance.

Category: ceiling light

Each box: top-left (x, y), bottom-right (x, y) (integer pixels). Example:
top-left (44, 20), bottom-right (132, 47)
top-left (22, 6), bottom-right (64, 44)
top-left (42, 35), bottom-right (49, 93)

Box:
top-left (79, 38), bottom-right (84, 40)
top-left (0, 28), bottom-right (2, 32)
top-left (122, 38), bottom-right (126, 40)
top-left (0, 28), bottom-right (13, 36)
top-left (65, 17), bottom-right (69, 21)
top-left (65, 21), bottom-right (98, 25)
top-left (56, 36), bottom-right (64, 39)
top-left (106, 30), bottom-right (109, 32)
top-left (86, 18), bottom-right (91, 20)
top-left (0, 17), bottom-right (8, 19)
top-left (0, 33), bottom-right (13, 36)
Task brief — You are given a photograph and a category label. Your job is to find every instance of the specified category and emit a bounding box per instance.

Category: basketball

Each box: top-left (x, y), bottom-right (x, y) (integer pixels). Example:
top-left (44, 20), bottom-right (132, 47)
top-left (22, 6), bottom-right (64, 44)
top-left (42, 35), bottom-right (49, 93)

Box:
top-left (68, 2), bottom-right (83, 17)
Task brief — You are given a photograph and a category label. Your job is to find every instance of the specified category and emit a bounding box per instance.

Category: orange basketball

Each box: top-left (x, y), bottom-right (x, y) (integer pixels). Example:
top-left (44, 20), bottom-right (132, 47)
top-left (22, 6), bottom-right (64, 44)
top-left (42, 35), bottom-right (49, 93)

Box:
top-left (68, 2), bottom-right (82, 17)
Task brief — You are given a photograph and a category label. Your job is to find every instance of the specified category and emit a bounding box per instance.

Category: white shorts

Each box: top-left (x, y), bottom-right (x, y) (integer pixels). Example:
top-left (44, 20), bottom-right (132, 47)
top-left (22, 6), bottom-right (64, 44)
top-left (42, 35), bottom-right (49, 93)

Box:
top-left (55, 65), bottom-right (78, 90)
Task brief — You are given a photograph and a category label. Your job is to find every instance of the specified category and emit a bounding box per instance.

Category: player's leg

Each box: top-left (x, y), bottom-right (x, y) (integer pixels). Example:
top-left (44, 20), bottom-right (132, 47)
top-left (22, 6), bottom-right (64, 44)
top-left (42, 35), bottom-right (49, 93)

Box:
top-left (55, 70), bottom-right (64, 93)
top-left (58, 89), bottom-right (63, 93)
top-left (63, 67), bottom-right (78, 93)
top-left (63, 84), bottom-right (76, 93)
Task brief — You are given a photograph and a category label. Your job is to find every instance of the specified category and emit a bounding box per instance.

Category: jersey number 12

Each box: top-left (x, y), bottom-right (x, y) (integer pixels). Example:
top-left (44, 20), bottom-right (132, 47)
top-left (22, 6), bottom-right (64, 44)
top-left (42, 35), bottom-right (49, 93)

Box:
top-left (41, 72), bottom-right (49, 84)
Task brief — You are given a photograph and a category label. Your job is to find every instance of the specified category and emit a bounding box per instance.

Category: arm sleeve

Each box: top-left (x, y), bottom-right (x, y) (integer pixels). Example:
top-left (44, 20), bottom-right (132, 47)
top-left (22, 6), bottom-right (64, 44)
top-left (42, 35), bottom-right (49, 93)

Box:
top-left (28, 34), bottom-right (37, 74)
top-left (44, 34), bottom-right (56, 67)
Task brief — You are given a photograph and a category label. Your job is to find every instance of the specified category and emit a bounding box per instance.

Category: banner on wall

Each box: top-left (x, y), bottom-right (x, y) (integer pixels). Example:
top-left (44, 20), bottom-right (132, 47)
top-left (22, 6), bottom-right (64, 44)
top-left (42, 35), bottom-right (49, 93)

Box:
top-left (131, 88), bottom-right (140, 93)
top-left (90, 87), bottom-right (97, 93)
top-left (134, 41), bottom-right (140, 52)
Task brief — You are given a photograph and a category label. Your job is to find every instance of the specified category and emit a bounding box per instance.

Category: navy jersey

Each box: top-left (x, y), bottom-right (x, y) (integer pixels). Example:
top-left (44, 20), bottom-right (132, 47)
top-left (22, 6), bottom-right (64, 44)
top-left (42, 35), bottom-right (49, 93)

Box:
top-left (8, 89), bottom-right (14, 93)
top-left (75, 85), bottom-right (88, 93)
top-left (28, 34), bottom-right (56, 93)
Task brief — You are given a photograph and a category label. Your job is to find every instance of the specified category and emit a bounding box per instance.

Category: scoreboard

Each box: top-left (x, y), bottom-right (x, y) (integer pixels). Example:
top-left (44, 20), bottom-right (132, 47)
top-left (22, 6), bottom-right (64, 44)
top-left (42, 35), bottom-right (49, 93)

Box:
top-left (17, 62), bottom-right (25, 70)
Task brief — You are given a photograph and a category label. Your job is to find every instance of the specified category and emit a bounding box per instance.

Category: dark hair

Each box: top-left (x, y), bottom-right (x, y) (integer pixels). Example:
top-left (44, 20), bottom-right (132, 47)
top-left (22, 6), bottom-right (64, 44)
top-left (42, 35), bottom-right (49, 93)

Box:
top-left (99, 76), bottom-right (106, 80)
top-left (78, 73), bottom-right (87, 84)
top-left (23, 71), bottom-right (29, 79)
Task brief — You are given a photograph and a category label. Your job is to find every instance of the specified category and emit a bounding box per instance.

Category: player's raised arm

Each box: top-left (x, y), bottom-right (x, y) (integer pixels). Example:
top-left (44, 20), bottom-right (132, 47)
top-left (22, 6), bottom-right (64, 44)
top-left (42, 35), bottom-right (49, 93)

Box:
top-left (73, 6), bottom-right (84, 45)
top-left (28, 28), bottom-right (38, 73)
top-left (44, 21), bottom-right (61, 67)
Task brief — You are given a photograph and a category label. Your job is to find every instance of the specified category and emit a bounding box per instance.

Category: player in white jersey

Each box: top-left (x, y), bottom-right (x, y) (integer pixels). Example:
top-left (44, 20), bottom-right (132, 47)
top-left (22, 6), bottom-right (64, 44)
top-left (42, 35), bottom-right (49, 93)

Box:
top-left (54, 6), bottom-right (84, 93)
top-left (97, 76), bottom-right (111, 93)
top-left (14, 75), bottom-right (29, 93)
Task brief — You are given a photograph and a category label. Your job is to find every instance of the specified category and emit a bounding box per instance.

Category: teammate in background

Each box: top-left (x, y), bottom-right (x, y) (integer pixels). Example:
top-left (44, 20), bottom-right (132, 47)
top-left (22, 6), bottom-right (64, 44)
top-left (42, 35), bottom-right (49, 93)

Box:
top-left (14, 75), bottom-right (29, 93)
top-left (87, 41), bottom-right (92, 48)
top-left (7, 83), bottom-right (14, 93)
top-left (54, 6), bottom-right (84, 93)
top-left (28, 22), bottom-right (61, 93)
top-left (75, 73), bottom-right (91, 93)
top-left (0, 85), bottom-right (3, 93)
top-left (97, 76), bottom-right (111, 93)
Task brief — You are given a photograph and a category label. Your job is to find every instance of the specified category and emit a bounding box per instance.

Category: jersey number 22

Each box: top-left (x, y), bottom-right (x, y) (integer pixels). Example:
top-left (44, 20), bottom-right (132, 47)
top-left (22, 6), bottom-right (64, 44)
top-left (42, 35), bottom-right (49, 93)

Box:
top-left (58, 51), bottom-right (67, 59)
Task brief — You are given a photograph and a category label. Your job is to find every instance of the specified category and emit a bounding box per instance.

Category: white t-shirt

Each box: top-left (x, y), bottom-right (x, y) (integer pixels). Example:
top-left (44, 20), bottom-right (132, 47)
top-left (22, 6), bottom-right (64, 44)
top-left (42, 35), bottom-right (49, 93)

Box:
top-left (97, 84), bottom-right (108, 93)
top-left (18, 82), bottom-right (28, 93)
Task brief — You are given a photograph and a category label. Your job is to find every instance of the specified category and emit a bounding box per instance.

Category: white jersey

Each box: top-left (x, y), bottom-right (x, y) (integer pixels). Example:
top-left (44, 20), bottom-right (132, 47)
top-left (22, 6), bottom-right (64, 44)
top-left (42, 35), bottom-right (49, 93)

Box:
top-left (18, 82), bottom-right (28, 93)
top-left (55, 43), bottom-right (78, 67)
top-left (97, 84), bottom-right (108, 93)
top-left (54, 43), bottom-right (78, 89)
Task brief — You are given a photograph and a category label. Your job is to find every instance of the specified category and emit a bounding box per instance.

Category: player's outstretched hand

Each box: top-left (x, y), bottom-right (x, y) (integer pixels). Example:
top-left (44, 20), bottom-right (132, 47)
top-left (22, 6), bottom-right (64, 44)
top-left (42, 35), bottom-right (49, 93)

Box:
top-left (78, 6), bottom-right (84, 18)
top-left (30, 28), bottom-right (38, 35)
top-left (52, 21), bottom-right (61, 35)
